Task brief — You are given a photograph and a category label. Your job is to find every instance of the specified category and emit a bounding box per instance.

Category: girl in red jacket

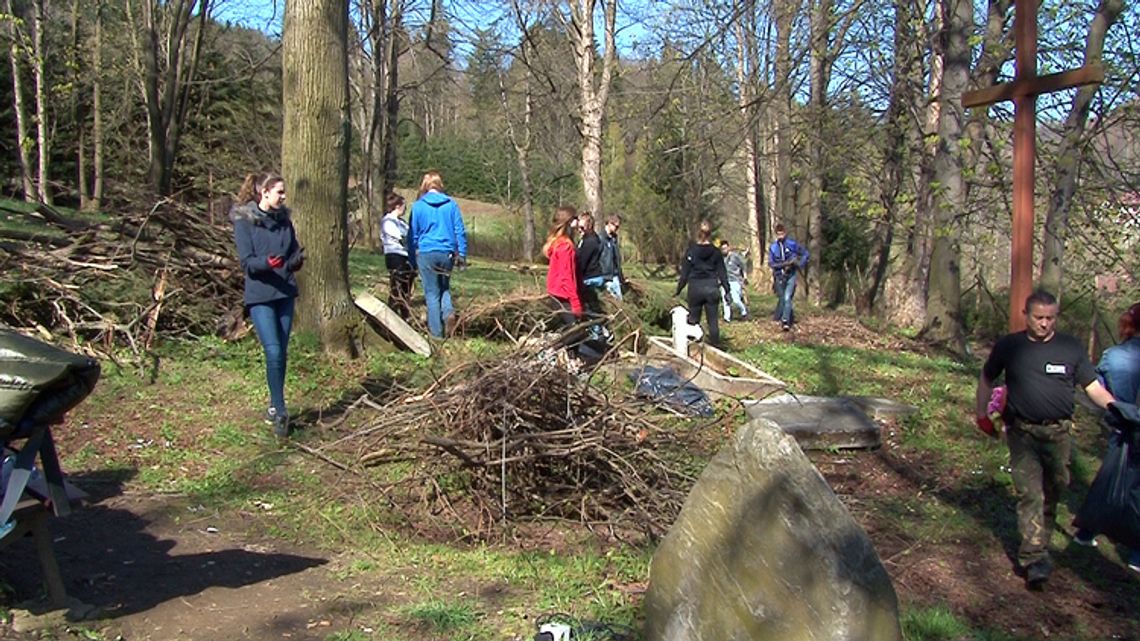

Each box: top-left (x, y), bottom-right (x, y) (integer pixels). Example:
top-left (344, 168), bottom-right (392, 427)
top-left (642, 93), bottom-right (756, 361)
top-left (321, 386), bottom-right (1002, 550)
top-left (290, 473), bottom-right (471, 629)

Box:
top-left (543, 206), bottom-right (583, 332)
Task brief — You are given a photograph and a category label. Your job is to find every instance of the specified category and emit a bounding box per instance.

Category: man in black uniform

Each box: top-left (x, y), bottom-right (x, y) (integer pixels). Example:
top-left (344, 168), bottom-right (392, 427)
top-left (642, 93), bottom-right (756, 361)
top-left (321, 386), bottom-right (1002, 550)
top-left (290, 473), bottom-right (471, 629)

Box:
top-left (975, 290), bottom-right (1116, 589)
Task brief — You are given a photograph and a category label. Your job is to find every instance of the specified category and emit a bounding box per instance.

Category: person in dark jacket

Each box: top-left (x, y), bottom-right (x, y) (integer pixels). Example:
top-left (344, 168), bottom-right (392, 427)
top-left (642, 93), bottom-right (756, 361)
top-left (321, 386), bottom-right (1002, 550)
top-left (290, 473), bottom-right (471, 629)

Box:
top-left (409, 171), bottom-right (468, 338)
top-left (598, 213), bottom-right (625, 301)
top-left (231, 172), bottom-right (305, 437)
top-left (576, 212), bottom-right (605, 329)
top-left (674, 220), bottom-right (730, 347)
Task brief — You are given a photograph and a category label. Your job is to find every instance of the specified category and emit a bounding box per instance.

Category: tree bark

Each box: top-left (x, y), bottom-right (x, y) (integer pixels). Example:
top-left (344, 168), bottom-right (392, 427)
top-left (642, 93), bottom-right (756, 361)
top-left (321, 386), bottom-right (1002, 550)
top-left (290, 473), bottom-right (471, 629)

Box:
top-left (71, 0), bottom-right (89, 210)
top-left (922, 0), bottom-right (971, 352)
top-left (1038, 0), bottom-right (1124, 296)
top-left (283, 0), bottom-right (358, 357)
top-left (4, 0), bottom-right (35, 201)
top-left (568, 0), bottom-right (616, 216)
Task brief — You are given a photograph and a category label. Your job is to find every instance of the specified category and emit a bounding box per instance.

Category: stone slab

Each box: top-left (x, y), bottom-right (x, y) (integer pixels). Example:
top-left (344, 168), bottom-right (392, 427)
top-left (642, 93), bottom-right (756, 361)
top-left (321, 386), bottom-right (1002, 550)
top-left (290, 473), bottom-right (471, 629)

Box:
top-left (354, 292), bottom-right (432, 357)
top-left (745, 396), bottom-right (881, 450)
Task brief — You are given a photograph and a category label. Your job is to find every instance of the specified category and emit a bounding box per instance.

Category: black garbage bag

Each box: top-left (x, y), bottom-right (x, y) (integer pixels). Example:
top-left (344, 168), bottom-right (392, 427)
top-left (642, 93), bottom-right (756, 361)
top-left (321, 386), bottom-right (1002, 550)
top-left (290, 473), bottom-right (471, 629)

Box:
top-left (1074, 402), bottom-right (1140, 551)
top-left (629, 365), bottom-right (714, 417)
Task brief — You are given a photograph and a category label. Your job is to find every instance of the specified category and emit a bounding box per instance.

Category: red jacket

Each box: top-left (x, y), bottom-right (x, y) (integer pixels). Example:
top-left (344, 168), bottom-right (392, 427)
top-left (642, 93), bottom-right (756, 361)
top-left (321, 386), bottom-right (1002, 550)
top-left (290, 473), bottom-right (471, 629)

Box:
top-left (545, 236), bottom-right (582, 315)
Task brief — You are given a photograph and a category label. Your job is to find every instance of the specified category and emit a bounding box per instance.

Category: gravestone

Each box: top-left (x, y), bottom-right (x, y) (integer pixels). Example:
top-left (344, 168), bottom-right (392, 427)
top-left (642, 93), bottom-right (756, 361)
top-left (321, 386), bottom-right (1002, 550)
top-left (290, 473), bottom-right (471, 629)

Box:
top-left (745, 395), bottom-right (883, 450)
top-left (644, 418), bottom-right (901, 641)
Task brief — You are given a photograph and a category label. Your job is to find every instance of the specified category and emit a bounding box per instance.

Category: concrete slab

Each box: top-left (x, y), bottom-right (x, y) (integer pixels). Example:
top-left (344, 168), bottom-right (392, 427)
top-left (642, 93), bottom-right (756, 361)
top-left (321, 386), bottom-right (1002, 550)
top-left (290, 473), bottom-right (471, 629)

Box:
top-left (745, 396), bottom-right (881, 450)
top-left (354, 292), bottom-right (432, 357)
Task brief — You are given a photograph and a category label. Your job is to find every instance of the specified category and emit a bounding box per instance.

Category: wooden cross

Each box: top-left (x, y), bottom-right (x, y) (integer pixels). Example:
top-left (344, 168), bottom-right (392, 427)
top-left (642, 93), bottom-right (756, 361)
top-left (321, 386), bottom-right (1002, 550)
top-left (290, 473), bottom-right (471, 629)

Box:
top-left (962, 0), bottom-right (1103, 331)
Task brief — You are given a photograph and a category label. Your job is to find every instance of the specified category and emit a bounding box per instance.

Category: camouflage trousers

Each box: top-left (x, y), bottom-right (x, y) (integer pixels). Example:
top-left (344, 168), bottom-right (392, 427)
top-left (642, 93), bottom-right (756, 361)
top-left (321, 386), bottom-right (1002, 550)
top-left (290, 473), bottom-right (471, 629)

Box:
top-left (1006, 419), bottom-right (1072, 568)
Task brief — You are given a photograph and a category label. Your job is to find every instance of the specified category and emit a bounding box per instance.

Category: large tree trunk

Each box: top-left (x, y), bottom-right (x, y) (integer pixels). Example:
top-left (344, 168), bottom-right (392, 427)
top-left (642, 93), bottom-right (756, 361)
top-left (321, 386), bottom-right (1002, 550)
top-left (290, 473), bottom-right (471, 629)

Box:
top-left (733, 0), bottom-right (766, 283)
top-left (772, 0), bottom-right (794, 240)
top-left (1038, 0), bottom-right (1124, 297)
top-left (568, 0), bottom-right (616, 216)
top-left (884, 0), bottom-right (940, 329)
top-left (864, 0), bottom-right (922, 315)
top-left (4, 0), bottom-right (35, 202)
top-left (283, 0), bottom-right (358, 357)
top-left (31, 0), bottom-right (51, 204)
top-left (922, 0), bottom-right (972, 352)
top-left (91, 0), bottom-right (105, 209)
top-left (130, 0), bottom-right (209, 197)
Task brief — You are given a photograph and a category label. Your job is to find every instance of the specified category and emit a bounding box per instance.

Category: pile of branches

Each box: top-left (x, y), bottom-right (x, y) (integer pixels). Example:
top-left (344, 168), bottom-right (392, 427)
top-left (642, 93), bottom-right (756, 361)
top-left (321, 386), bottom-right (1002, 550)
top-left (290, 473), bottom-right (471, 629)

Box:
top-left (0, 200), bottom-right (242, 354)
top-left (311, 343), bottom-right (716, 540)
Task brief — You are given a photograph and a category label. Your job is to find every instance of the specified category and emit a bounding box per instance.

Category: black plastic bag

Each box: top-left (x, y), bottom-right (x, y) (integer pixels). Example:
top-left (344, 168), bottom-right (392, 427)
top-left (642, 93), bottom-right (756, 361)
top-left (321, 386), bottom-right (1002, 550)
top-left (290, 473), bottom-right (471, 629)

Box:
top-left (629, 365), bottom-right (714, 417)
top-left (1074, 402), bottom-right (1140, 550)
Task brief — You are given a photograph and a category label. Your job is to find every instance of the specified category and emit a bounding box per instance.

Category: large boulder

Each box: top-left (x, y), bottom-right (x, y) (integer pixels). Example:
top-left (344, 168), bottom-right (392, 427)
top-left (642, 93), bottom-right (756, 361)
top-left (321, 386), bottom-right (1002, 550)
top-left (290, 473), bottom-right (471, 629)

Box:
top-left (643, 418), bottom-right (901, 641)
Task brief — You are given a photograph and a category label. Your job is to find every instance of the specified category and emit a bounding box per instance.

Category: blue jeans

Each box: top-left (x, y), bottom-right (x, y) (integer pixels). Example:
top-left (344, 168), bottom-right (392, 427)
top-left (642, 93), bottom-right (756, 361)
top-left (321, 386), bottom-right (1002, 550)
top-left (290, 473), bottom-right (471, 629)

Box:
top-left (417, 251), bottom-right (454, 337)
top-left (248, 297), bottom-right (295, 415)
top-left (605, 276), bottom-right (623, 301)
top-left (722, 280), bottom-right (747, 321)
top-left (773, 270), bottom-right (797, 325)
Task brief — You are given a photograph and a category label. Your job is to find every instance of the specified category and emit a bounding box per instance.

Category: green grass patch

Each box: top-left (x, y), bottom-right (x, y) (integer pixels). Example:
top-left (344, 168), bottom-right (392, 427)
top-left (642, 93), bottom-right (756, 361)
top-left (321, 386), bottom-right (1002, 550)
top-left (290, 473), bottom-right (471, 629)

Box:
top-left (401, 597), bottom-right (481, 633)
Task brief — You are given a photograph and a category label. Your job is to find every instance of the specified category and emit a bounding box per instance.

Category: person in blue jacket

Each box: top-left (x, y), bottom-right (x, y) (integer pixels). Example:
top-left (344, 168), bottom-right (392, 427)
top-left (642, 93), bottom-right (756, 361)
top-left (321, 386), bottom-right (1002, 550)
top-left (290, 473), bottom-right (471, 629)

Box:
top-left (769, 223), bottom-right (809, 331)
top-left (231, 172), bottom-right (305, 437)
top-left (1074, 302), bottom-right (1140, 573)
top-left (409, 171), bottom-right (467, 338)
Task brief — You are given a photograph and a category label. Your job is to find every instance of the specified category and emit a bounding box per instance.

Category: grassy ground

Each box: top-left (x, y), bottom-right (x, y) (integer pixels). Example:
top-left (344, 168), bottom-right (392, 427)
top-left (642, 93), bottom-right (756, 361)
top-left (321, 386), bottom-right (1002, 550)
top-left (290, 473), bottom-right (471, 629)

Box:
top-left (2, 200), bottom-right (1137, 640)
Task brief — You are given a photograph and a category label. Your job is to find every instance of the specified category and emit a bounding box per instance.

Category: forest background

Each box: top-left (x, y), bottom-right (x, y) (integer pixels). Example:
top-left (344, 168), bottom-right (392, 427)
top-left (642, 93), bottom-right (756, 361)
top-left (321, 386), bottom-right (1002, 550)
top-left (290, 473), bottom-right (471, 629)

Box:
top-left (1, 0), bottom-right (1139, 350)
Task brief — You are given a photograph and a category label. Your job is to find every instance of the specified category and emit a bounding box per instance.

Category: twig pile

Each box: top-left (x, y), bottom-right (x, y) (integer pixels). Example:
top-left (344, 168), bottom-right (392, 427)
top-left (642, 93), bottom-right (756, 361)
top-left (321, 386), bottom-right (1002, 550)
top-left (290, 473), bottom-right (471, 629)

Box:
top-left (313, 345), bottom-right (711, 540)
top-left (0, 200), bottom-right (242, 354)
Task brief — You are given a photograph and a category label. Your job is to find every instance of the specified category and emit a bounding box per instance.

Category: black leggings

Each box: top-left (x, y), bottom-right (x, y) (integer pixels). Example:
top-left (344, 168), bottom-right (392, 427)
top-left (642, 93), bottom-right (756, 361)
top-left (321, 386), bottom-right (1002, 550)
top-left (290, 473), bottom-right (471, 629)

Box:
top-left (385, 253), bottom-right (415, 319)
top-left (687, 278), bottom-right (722, 346)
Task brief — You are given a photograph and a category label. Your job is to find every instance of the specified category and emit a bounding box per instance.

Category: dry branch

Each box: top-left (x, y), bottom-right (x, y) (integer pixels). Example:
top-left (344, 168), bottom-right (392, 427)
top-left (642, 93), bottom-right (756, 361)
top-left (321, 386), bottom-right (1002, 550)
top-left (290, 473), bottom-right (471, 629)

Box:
top-left (309, 343), bottom-right (717, 541)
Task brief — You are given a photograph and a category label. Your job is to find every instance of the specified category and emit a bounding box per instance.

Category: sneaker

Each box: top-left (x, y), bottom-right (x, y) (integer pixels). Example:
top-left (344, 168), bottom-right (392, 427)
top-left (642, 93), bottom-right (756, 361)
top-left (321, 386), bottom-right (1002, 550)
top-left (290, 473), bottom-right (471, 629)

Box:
top-left (1073, 530), bottom-right (1098, 547)
top-left (782, 322), bottom-right (791, 332)
top-left (1024, 559), bottom-right (1052, 590)
top-left (1128, 551), bottom-right (1140, 573)
top-left (266, 407), bottom-right (289, 438)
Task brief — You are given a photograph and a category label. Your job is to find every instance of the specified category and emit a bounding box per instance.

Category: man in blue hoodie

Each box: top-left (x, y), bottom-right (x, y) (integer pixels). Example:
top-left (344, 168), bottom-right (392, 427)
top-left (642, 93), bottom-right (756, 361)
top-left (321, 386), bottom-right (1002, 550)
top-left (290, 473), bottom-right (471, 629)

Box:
top-left (769, 223), bottom-right (808, 331)
top-left (409, 171), bottom-right (468, 338)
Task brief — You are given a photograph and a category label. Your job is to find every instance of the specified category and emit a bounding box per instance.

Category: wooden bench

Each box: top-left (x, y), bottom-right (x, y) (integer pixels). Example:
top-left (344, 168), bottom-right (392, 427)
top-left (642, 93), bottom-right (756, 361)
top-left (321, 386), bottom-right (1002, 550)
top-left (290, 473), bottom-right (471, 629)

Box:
top-left (0, 446), bottom-right (86, 609)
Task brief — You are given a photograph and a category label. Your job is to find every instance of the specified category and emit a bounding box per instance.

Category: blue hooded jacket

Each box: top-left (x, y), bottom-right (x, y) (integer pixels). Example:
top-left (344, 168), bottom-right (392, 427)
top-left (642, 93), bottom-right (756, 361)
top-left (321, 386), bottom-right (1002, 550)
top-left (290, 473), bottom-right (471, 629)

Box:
top-left (409, 191), bottom-right (467, 261)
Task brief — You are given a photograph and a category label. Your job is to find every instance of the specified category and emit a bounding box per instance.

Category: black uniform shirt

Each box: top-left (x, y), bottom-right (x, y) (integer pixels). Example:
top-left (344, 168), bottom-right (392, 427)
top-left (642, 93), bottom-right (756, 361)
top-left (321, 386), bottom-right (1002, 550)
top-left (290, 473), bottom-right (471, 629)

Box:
top-left (983, 330), bottom-right (1097, 424)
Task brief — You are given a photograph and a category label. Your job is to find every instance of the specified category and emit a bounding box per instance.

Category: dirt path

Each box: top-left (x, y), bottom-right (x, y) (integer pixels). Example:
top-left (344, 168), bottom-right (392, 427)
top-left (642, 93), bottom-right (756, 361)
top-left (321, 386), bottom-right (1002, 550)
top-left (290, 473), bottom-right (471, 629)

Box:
top-left (1, 489), bottom-right (363, 641)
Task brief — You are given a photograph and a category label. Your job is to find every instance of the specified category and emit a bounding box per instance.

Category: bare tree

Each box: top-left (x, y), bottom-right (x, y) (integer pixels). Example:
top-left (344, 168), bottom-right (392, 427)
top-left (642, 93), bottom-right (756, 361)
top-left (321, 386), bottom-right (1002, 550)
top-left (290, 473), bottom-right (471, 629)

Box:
top-left (283, 0), bottom-right (358, 356)
top-left (30, 0), bottom-right (51, 204)
top-left (126, 0), bottom-right (210, 196)
top-left (565, 0), bottom-right (616, 215)
top-left (1038, 0), bottom-right (1125, 296)
top-left (3, 0), bottom-right (35, 201)
top-left (733, 0), bottom-right (767, 283)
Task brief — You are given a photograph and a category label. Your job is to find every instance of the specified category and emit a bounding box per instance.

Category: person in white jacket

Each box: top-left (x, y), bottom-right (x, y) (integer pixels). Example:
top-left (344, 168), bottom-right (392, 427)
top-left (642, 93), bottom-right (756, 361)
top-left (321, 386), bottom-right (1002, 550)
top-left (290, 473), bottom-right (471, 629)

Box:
top-left (381, 192), bottom-right (415, 319)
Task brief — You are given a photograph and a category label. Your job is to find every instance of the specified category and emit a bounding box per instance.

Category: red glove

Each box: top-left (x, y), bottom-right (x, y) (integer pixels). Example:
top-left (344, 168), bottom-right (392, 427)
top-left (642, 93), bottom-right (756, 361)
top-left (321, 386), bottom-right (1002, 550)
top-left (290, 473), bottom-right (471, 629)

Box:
top-left (975, 415), bottom-right (997, 437)
top-left (267, 255), bottom-right (285, 269)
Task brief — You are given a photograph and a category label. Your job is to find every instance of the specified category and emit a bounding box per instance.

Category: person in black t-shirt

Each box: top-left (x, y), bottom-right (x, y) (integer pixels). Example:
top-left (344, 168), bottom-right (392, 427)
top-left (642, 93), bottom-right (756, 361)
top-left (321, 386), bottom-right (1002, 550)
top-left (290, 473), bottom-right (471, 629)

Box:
top-left (675, 220), bottom-right (730, 346)
top-left (975, 289), bottom-right (1116, 590)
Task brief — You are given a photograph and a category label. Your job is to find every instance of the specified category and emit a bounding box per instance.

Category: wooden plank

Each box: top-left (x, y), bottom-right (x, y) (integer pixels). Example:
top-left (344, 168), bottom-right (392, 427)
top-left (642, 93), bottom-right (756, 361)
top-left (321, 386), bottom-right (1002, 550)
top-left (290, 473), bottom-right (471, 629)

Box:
top-left (963, 64), bottom-right (1104, 108)
top-left (354, 292), bottom-right (432, 357)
